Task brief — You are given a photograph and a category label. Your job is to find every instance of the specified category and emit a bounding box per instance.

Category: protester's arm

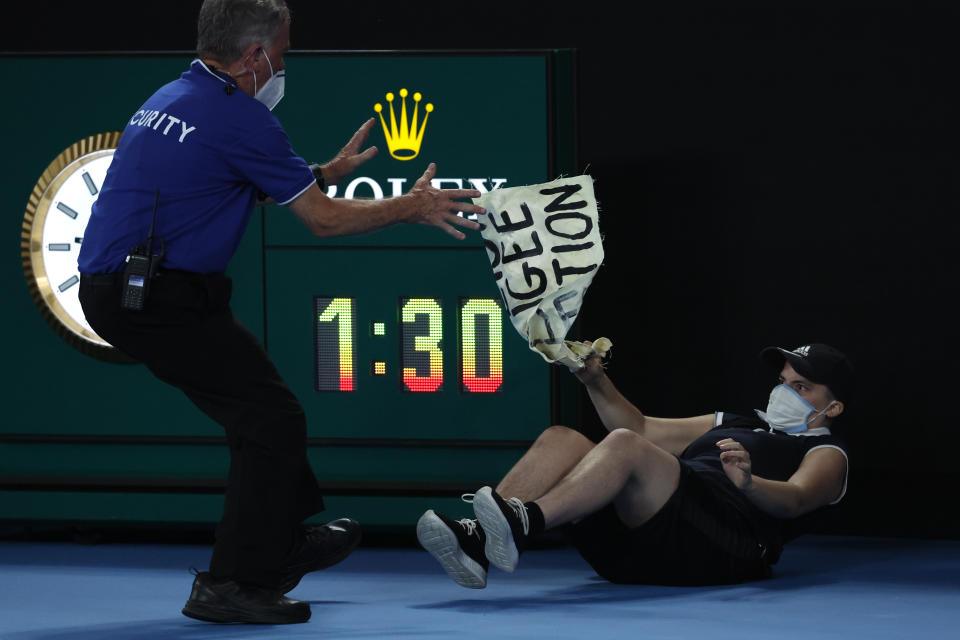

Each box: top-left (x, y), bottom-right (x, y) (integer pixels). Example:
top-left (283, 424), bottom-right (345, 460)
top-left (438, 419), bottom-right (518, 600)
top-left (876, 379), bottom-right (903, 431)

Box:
top-left (574, 354), bottom-right (714, 455)
top-left (288, 162), bottom-right (483, 239)
top-left (717, 439), bottom-right (847, 518)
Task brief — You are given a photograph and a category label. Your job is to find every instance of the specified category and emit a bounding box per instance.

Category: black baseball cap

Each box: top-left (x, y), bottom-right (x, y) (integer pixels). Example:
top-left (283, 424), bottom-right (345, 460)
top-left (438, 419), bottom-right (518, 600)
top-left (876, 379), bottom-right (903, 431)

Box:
top-left (760, 343), bottom-right (855, 403)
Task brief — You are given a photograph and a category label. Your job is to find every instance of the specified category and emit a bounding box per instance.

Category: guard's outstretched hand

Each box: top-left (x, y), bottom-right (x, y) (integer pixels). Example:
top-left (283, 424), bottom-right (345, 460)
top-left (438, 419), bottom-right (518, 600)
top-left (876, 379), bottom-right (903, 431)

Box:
top-left (408, 163), bottom-right (484, 239)
top-left (321, 118), bottom-right (380, 187)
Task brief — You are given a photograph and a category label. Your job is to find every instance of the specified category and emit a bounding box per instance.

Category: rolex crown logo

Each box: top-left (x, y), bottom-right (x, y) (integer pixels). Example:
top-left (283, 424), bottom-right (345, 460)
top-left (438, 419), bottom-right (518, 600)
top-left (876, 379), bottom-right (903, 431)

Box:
top-left (374, 88), bottom-right (433, 161)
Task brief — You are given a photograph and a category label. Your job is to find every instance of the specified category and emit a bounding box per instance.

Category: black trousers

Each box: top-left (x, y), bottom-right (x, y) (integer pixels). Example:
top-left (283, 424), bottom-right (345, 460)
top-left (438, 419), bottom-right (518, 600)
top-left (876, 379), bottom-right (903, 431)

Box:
top-left (79, 271), bottom-right (324, 588)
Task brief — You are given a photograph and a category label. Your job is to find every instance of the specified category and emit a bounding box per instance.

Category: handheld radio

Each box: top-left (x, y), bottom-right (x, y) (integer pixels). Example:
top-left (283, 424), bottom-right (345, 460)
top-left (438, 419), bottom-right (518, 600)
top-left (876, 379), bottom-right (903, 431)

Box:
top-left (120, 190), bottom-right (165, 310)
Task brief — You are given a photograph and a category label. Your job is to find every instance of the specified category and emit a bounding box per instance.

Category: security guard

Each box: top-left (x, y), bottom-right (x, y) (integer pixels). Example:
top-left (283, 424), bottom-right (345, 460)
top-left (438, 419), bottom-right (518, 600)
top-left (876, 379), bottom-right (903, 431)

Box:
top-left (78, 0), bottom-right (484, 624)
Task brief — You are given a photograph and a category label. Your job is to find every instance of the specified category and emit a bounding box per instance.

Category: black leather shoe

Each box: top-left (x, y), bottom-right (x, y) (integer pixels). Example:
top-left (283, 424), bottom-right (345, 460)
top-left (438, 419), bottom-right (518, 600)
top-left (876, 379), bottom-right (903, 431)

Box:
top-left (182, 571), bottom-right (311, 624)
top-left (279, 518), bottom-right (362, 593)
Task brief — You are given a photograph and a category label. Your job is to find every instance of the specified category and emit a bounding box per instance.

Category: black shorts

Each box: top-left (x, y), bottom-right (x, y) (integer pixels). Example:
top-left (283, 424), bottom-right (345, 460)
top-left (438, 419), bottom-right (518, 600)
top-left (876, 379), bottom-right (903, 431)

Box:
top-left (567, 459), bottom-right (780, 586)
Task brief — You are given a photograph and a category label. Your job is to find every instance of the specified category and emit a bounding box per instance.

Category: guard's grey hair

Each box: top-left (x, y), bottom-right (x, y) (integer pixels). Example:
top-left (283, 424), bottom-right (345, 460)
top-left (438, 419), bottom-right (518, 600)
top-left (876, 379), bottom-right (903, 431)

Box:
top-left (196, 0), bottom-right (290, 66)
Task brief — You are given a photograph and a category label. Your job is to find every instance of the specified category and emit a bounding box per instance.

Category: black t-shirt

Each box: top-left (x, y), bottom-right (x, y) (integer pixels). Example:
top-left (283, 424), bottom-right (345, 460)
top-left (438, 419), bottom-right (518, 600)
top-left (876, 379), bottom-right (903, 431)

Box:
top-left (681, 412), bottom-right (850, 549)
top-left (680, 412), bottom-right (849, 516)
top-left (681, 412), bottom-right (849, 494)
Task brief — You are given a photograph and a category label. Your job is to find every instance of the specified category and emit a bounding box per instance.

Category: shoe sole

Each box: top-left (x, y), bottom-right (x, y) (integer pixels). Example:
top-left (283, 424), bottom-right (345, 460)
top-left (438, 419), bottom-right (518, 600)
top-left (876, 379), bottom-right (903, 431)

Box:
top-left (472, 487), bottom-right (520, 573)
top-left (182, 601), bottom-right (311, 624)
top-left (416, 510), bottom-right (487, 588)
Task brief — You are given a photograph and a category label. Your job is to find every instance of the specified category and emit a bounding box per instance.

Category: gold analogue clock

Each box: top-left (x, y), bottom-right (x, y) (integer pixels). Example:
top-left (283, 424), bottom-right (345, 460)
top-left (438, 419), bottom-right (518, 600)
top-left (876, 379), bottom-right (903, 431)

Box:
top-left (21, 131), bottom-right (131, 362)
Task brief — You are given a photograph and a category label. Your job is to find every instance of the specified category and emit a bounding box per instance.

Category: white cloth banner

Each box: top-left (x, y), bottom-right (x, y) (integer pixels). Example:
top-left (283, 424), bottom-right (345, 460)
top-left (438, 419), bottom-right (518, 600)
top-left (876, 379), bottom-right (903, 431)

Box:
top-left (474, 175), bottom-right (605, 370)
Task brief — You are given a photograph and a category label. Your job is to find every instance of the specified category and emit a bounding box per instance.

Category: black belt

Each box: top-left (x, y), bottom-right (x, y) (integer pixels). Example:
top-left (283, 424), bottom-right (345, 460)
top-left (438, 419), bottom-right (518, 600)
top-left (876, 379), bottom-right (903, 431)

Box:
top-left (81, 272), bottom-right (121, 286)
top-left (81, 269), bottom-right (219, 285)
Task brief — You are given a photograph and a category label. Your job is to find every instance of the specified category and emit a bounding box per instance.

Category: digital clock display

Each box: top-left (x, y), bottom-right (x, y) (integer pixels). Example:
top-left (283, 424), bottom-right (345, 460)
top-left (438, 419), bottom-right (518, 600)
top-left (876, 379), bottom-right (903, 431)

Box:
top-left (314, 296), bottom-right (504, 394)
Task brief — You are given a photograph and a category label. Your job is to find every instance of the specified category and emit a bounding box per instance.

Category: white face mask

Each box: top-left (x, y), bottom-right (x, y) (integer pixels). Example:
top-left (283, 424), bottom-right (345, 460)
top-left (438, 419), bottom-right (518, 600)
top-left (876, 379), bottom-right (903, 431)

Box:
top-left (252, 50), bottom-right (285, 111)
top-left (755, 384), bottom-right (834, 434)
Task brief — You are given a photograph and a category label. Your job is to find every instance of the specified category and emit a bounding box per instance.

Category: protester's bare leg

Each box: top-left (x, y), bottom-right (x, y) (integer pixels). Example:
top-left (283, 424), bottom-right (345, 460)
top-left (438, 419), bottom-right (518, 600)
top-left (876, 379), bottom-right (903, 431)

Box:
top-left (495, 426), bottom-right (596, 503)
top-left (535, 428), bottom-right (681, 529)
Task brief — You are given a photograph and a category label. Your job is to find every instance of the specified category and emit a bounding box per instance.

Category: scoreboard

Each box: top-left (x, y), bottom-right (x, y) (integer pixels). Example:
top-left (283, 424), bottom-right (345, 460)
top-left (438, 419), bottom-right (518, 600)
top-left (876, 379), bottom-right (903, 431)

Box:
top-left (2, 51), bottom-right (577, 530)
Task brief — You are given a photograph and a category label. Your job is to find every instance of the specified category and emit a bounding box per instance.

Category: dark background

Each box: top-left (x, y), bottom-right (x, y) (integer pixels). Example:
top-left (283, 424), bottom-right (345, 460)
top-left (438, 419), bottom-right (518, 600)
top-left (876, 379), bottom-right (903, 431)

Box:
top-left (7, 1), bottom-right (958, 539)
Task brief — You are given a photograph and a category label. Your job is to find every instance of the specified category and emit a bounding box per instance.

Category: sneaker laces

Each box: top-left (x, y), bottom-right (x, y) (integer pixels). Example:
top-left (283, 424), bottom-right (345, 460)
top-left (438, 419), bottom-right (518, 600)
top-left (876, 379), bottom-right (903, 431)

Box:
top-left (465, 491), bottom-right (529, 536)
top-left (505, 497), bottom-right (530, 536)
top-left (458, 518), bottom-right (479, 536)
top-left (456, 496), bottom-right (480, 536)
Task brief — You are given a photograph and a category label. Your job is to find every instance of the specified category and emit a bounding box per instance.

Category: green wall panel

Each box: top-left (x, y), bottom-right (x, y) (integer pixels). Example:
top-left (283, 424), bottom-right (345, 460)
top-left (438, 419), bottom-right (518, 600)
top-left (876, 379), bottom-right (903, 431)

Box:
top-left (0, 492), bottom-right (478, 530)
top-left (1, 51), bottom-right (574, 529)
top-left (2, 442), bottom-right (523, 487)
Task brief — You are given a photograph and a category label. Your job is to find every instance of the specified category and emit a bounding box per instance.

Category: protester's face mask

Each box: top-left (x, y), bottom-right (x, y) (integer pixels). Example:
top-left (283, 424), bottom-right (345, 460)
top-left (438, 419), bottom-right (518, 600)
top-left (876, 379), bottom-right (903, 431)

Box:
top-left (252, 50), bottom-right (285, 111)
top-left (755, 384), bottom-right (835, 434)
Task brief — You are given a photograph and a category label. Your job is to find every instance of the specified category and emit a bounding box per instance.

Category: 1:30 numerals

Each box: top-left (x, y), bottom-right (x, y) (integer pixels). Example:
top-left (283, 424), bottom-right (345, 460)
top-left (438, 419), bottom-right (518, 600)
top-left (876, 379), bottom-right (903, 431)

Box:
top-left (314, 297), bottom-right (503, 394)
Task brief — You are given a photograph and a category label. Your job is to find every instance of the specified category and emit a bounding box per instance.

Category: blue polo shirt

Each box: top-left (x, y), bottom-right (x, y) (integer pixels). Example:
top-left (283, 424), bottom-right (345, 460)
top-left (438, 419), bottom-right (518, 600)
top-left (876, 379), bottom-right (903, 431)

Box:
top-left (79, 60), bottom-right (315, 274)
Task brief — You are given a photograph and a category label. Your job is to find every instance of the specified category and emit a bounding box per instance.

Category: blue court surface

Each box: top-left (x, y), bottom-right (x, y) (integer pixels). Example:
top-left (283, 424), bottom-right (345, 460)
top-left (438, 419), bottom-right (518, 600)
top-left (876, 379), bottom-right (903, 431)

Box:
top-left (1, 535), bottom-right (957, 639)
